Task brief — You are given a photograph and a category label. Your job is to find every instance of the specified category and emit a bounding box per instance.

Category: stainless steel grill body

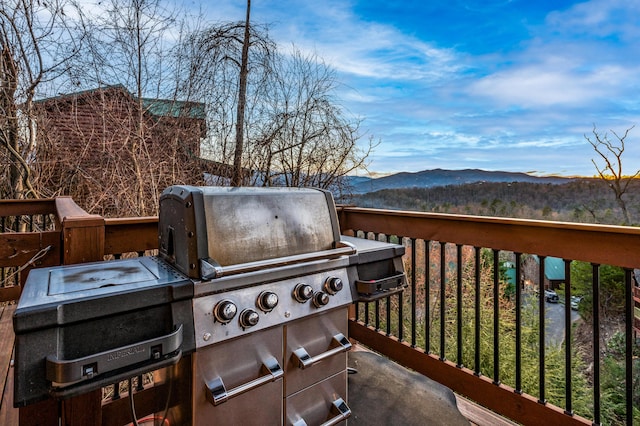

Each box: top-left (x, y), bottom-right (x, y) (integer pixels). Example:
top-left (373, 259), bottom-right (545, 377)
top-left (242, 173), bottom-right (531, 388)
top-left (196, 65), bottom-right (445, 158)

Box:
top-left (165, 186), bottom-right (355, 425)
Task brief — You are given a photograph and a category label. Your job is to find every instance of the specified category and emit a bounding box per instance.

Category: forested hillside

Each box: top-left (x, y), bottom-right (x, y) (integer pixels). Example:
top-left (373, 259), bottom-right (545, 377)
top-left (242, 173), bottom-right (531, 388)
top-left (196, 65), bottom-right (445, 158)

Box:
top-left (346, 168), bottom-right (570, 193)
top-left (349, 178), bottom-right (640, 225)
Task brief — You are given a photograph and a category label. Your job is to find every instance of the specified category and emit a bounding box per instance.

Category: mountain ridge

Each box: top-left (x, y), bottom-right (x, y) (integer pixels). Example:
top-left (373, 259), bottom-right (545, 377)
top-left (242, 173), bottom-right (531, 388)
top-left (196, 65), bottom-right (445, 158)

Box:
top-left (346, 168), bottom-right (573, 194)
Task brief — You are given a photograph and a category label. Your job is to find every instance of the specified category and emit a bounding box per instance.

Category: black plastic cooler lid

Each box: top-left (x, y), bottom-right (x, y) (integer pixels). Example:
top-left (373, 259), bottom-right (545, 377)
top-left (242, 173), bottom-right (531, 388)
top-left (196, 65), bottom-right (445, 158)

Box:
top-left (13, 256), bottom-right (192, 333)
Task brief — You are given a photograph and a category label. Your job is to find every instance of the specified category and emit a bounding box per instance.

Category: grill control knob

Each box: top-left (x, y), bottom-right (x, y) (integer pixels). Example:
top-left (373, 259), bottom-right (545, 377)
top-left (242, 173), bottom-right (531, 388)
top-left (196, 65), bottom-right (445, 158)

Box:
top-left (324, 277), bottom-right (343, 295)
top-left (239, 309), bottom-right (260, 329)
top-left (312, 291), bottom-right (330, 308)
top-left (293, 283), bottom-right (314, 303)
top-left (213, 300), bottom-right (237, 323)
top-left (257, 291), bottom-right (279, 312)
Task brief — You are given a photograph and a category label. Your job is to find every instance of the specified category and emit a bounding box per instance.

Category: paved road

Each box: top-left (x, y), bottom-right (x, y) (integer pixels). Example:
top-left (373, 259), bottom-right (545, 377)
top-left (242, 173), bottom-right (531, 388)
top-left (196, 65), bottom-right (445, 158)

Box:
top-left (521, 294), bottom-right (581, 347)
top-left (545, 300), bottom-right (580, 347)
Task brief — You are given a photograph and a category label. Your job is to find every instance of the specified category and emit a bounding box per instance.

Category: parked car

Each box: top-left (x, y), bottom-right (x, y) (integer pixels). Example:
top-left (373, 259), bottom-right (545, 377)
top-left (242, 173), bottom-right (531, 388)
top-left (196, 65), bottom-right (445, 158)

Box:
top-left (544, 289), bottom-right (559, 303)
top-left (570, 296), bottom-right (583, 310)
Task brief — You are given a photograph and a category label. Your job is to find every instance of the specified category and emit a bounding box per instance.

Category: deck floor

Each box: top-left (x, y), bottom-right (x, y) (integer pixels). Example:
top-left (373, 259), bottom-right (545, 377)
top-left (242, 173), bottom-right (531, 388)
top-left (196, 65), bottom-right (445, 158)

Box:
top-left (0, 303), bottom-right (17, 426)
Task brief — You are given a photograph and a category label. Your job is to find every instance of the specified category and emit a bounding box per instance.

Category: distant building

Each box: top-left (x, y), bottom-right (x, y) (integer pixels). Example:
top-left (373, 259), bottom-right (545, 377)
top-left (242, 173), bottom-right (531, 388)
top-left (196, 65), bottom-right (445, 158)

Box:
top-left (33, 85), bottom-right (235, 215)
top-left (502, 261), bottom-right (517, 295)
top-left (523, 255), bottom-right (565, 290)
top-left (534, 256), bottom-right (566, 290)
top-left (36, 84), bottom-right (206, 159)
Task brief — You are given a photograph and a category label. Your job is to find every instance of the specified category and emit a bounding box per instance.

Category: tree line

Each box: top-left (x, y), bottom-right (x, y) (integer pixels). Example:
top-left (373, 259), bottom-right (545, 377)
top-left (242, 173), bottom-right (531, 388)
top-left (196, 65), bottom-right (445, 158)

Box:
top-left (351, 178), bottom-right (640, 226)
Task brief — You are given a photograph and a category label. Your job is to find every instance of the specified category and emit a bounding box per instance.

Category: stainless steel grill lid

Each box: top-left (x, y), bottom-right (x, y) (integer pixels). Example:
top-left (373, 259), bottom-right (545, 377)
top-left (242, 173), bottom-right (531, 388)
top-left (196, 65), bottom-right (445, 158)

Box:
top-left (158, 186), bottom-right (344, 279)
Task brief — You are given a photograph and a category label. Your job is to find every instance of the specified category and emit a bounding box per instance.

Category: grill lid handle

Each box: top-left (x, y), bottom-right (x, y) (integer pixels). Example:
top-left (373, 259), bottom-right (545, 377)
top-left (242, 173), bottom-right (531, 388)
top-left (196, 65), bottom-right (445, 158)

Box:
top-left (198, 243), bottom-right (356, 280)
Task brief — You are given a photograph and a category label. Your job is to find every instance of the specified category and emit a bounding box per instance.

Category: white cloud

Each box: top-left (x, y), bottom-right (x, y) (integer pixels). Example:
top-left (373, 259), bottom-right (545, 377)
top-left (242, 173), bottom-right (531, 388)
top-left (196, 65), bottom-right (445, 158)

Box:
top-left (472, 69), bottom-right (586, 107)
top-left (256, 1), bottom-right (464, 83)
top-left (546, 0), bottom-right (640, 41)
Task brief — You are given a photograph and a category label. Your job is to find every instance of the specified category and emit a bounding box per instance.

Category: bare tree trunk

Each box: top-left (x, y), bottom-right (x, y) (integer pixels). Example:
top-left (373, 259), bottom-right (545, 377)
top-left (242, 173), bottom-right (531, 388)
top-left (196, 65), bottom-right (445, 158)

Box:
top-left (0, 38), bottom-right (36, 199)
top-left (232, 0), bottom-right (251, 187)
top-left (586, 126), bottom-right (640, 225)
top-left (1, 0), bottom-right (77, 200)
top-left (615, 193), bottom-right (630, 225)
top-left (1, 43), bottom-right (21, 198)
top-left (182, 21), bottom-right (372, 192)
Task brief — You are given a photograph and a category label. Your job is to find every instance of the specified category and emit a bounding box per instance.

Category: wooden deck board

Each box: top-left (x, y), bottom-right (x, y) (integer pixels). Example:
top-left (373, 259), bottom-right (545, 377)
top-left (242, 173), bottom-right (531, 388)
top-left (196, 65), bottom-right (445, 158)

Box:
top-left (456, 394), bottom-right (519, 426)
top-left (0, 304), bottom-right (18, 426)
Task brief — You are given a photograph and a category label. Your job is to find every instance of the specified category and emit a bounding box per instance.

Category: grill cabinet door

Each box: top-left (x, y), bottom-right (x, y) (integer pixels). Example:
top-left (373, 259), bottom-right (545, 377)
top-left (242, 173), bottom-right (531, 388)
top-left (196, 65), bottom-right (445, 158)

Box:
top-left (193, 326), bottom-right (283, 425)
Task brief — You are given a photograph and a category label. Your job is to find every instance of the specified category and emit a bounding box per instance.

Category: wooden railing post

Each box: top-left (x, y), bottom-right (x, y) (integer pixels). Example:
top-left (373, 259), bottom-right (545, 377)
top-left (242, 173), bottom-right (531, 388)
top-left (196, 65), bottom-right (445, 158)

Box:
top-left (19, 197), bottom-right (106, 426)
top-left (56, 197), bottom-right (105, 424)
top-left (55, 197), bottom-right (105, 264)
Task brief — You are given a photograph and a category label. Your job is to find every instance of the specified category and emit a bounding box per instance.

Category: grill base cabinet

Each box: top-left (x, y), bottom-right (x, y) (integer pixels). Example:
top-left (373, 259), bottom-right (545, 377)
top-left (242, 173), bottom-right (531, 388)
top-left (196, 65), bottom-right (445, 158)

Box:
top-left (284, 309), bottom-right (350, 425)
top-left (192, 327), bottom-right (284, 425)
top-left (193, 308), bottom-right (349, 426)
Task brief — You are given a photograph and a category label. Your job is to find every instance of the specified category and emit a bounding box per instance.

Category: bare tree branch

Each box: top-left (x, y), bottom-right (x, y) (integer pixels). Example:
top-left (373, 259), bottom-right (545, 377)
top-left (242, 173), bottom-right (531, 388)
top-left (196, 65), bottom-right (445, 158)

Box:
top-left (585, 125), bottom-right (640, 225)
top-left (1, 0), bottom-right (77, 199)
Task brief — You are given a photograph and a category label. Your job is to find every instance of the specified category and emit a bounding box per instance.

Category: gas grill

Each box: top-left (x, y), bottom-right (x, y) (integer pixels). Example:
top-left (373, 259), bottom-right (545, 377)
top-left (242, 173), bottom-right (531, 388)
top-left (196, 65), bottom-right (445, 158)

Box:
top-left (13, 185), bottom-right (406, 425)
top-left (160, 186), bottom-right (359, 426)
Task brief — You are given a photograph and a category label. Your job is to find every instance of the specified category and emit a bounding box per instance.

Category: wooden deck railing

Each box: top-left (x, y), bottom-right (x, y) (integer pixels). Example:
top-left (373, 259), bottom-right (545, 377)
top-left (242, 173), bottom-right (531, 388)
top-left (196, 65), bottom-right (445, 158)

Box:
top-left (338, 207), bottom-right (640, 425)
top-left (1, 198), bottom-right (638, 425)
top-left (0, 199), bottom-right (60, 303)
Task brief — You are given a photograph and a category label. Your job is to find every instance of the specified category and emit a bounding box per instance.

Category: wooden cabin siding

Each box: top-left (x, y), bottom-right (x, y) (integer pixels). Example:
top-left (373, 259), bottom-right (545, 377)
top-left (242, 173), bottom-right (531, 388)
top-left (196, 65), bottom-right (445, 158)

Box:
top-left (34, 87), bottom-right (207, 215)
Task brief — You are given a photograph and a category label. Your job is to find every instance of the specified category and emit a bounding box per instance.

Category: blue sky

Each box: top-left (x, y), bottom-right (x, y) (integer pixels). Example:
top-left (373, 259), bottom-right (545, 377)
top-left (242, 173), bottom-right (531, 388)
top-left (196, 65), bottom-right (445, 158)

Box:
top-left (200, 0), bottom-right (640, 177)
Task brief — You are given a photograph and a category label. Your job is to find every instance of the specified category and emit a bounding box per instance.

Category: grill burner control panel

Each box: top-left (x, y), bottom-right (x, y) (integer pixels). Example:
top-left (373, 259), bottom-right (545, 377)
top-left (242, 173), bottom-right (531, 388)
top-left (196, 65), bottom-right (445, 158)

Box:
top-left (193, 268), bottom-right (352, 347)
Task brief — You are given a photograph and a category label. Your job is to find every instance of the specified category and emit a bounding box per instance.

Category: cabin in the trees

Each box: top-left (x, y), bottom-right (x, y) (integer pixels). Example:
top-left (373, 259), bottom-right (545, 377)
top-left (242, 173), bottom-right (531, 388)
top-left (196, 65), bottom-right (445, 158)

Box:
top-left (33, 85), bottom-right (231, 215)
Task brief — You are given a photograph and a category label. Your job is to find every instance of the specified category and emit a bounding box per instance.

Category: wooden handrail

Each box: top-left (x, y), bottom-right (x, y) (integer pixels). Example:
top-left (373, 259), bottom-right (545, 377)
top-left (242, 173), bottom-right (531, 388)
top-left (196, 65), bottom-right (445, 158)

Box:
top-left (0, 199), bottom-right (57, 218)
top-left (55, 197), bottom-right (104, 227)
top-left (338, 206), bottom-right (640, 268)
top-left (104, 216), bottom-right (158, 255)
top-left (3, 201), bottom-right (637, 269)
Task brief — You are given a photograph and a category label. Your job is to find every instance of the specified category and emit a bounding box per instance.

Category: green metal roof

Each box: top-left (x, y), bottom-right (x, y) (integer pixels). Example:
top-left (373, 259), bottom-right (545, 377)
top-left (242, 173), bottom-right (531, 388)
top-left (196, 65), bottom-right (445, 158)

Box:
top-left (533, 256), bottom-right (565, 281)
top-left (37, 85), bottom-right (205, 120)
top-left (141, 98), bottom-right (205, 119)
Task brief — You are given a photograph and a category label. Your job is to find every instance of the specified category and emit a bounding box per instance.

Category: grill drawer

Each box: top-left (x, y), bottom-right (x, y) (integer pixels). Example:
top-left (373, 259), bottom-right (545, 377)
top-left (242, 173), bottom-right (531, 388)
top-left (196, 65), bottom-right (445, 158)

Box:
top-left (285, 370), bottom-right (349, 426)
top-left (285, 308), bottom-right (349, 396)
